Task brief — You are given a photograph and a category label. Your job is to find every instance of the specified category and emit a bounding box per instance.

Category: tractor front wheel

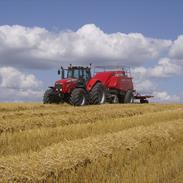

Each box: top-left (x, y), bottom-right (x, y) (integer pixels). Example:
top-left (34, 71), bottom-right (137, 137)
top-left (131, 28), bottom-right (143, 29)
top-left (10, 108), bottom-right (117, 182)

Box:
top-left (90, 82), bottom-right (106, 105)
top-left (43, 88), bottom-right (60, 104)
top-left (70, 88), bottom-right (88, 106)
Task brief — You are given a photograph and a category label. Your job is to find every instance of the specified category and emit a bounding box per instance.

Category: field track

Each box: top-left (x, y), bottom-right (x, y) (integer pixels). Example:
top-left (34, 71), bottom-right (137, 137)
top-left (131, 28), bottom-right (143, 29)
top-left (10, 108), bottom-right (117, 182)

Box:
top-left (0, 103), bottom-right (183, 183)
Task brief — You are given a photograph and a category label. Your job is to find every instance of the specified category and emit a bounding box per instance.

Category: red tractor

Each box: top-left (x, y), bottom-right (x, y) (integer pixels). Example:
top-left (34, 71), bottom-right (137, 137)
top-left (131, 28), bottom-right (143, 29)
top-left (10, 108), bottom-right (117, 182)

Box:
top-left (43, 65), bottom-right (151, 106)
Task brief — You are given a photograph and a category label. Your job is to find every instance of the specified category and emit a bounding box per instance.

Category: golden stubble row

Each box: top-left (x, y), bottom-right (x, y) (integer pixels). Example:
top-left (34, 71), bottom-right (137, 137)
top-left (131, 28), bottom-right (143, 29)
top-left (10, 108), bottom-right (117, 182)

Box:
top-left (0, 108), bottom-right (183, 157)
top-left (62, 137), bottom-right (183, 183)
top-left (0, 103), bottom-right (183, 183)
top-left (0, 119), bottom-right (183, 183)
top-left (0, 104), bottom-right (182, 134)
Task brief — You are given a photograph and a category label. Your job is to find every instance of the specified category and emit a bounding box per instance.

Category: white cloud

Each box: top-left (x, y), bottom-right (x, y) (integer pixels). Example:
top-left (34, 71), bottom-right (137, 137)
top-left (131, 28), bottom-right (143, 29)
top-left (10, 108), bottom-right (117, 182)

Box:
top-left (133, 78), bottom-right (181, 103)
top-left (133, 79), bottom-right (156, 94)
top-left (152, 91), bottom-right (180, 103)
top-left (0, 67), bottom-right (42, 89)
top-left (169, 35), bottom-right (183, 60)
top-left (0, 24), bottom-right (172, 69)
top-left (132, 61), bottom-right (182, 103)
top-left (149, 58), bottom-right (182, 78)
top-left (133, 58), bottom-right (182, 79)
top-left (0, 24), bottom-right (182, 103)
top-left (0, 67), bottom-right (43, 101)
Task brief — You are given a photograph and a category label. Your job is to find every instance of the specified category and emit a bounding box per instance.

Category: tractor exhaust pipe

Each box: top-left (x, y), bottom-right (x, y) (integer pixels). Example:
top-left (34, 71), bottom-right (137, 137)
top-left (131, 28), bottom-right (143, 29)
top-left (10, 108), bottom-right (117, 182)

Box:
top-left (58, 66), bottom-right (65, 79)
top-left (61, 66), bottom-right (64, 79)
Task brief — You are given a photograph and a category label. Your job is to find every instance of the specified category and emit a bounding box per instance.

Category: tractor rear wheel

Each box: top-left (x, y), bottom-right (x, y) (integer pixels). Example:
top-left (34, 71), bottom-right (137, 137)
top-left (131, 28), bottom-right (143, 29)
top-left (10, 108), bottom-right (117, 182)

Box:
top-left (43, 88), bottom-right (60, 104)
top-left (70, 88), bottom-right (88, 106)
top-left (90, 82), bottom-right (106, 104)
top-left (124, 90), bottom-right (134, 103)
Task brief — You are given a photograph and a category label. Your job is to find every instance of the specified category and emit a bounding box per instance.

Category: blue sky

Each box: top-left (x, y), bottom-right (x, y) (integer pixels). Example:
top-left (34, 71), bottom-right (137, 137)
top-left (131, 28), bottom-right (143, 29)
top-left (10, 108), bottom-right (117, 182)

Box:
top-left (0, 0), bottom-right (182, 102)
top-left (0, 0), bottom-right (182, 39)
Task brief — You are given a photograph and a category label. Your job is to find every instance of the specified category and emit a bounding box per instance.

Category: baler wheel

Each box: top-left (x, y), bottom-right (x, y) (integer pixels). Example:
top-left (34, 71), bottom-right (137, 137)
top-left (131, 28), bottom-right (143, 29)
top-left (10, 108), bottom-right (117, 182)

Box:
top-left (70, 88), bottom-right (89, 106)
top-left (110, 95), bottom-right (119, 104)
top-left (124, 90), bottom-right (134, 103)
top-left (118, 95), bottom-right (125, 103)
top-left (89, 82), bottom-right (106, 104)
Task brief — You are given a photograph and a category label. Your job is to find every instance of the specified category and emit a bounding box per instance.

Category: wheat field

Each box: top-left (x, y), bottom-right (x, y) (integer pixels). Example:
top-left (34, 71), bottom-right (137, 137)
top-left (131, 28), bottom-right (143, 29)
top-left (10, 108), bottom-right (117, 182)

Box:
top-left (0, 103), bottom-right (183, 183)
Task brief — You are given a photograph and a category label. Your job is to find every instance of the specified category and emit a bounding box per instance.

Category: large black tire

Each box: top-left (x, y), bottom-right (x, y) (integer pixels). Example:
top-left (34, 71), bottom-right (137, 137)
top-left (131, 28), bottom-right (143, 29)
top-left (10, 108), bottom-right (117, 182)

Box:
top-left (70, 88), bottom-right (89, 106)
top-left (110, 95), bottom-right (119, 104)
top-left (118, 94), bottom-right (125, 103)
top-left (43, 88), bottom-right (60, 104)
top-left (124, 90), bottom-right (134, 103)
top-left (89, 82), bottom-right (106, 105)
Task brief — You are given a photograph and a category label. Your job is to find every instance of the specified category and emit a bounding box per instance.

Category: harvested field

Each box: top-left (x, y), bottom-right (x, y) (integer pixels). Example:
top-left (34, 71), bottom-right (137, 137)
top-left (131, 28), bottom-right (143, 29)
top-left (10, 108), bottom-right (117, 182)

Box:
top-left (0, 103), bottom-right (183, 183)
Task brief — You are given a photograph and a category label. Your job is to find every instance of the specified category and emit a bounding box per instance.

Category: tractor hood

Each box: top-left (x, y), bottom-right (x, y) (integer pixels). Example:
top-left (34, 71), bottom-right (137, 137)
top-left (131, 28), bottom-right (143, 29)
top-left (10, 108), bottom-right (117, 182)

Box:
top-left (55, 78), bottom-right (78, 85)
top-left (54, 78), bottom-right (79, 93)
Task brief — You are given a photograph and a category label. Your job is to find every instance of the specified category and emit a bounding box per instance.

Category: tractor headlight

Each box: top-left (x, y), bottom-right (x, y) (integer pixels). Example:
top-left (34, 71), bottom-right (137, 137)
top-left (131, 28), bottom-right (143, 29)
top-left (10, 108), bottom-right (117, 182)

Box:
top-left (55, 84), bottom-right (62, 92)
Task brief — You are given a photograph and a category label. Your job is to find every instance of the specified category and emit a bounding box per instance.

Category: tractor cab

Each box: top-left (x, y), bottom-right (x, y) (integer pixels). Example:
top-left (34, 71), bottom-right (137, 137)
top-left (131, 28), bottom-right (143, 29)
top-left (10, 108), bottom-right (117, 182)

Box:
top-left (55, 65), bottom-right (92, 94)
top-left (66, 66), bottom-right (91, 81)
top-left (58, 65), bottom-right (91, 81)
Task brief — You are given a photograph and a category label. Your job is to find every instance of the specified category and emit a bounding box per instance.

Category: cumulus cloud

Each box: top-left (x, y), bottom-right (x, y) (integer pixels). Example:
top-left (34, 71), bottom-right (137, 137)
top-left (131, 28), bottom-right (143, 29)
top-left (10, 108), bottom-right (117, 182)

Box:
top-left (132, 59), bottom-right (182, 103)
top-left (169, 35), bottom-right (183, 60)
top-left (133, 78), bottom-right (181, 103)
top-left (133, 58), bottom-right (182, 79)
top-left (0, 24), bottom-right (172, 69)
top-left (133, 79), bottom-right (156, 94)
top-left (0, 67), bottom-right (42, 89)
top-left (152, 91), bottom-right (180, 103)
top-left (0, 24), bottom-right (182, 103)
top-left (0, 67), bottom-right (43, 101)
top-left (149, 58), bottom-right (182, 78)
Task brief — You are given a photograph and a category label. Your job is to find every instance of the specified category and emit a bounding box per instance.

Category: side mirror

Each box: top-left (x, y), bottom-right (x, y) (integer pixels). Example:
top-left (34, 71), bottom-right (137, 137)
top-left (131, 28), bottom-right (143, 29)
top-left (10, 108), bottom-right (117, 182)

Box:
top-left (58, 70), bottom-right (61, 75)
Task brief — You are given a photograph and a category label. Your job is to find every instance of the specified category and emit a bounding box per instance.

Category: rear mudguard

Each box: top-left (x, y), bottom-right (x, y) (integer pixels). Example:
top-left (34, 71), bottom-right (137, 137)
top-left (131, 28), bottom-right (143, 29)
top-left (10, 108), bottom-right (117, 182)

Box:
top-left (86, 79), bottom-right (101, 91)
